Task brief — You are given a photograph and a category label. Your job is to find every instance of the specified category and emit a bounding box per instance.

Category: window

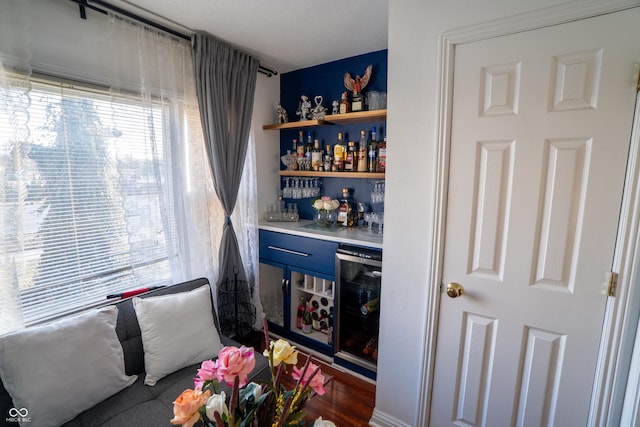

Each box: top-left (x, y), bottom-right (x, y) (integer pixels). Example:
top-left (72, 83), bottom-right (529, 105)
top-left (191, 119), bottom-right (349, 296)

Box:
top-left (0, 75), bottom-right (182, 333)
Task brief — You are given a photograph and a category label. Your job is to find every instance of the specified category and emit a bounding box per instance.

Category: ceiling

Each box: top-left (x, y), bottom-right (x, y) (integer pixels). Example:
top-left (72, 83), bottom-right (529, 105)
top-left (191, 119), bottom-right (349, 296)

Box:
top-left (108, 0), bottom-right (389, 74)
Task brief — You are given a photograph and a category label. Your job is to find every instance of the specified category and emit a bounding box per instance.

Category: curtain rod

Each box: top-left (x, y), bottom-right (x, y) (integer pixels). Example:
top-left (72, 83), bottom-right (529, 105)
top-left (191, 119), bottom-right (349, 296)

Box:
top-left (69, 0), bottom-right (278, 77)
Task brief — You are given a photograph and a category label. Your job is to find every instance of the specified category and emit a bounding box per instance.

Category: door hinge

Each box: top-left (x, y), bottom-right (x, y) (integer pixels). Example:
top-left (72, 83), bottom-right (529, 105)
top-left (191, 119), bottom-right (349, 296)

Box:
top-left (607, 272), bottom-right (618, 297)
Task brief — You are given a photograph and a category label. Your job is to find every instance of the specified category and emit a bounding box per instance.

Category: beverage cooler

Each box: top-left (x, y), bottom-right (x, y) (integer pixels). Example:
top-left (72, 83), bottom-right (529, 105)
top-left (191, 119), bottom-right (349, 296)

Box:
top-left (334, 244), bottom-right (382, 379)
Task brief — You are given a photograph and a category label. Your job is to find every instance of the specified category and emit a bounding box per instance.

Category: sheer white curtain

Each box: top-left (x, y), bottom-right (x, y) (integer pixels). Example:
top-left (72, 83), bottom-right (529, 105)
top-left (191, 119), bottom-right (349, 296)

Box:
top-left (0, 3), bottom-right (253, 334)
top-left (233, 129), bottom-right (263, 330)
top-left (104, 14), bottom-right (224, 286)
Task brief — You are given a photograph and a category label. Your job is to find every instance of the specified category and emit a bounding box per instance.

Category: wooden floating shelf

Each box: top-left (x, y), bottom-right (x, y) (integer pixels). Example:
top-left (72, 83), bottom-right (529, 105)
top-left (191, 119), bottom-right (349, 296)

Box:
top-left (279, 170), bottom-right (385, 179)
top-left (263, 119), bottom-right (325, 130)
top-left (263, 110), bottom-right (387, 130)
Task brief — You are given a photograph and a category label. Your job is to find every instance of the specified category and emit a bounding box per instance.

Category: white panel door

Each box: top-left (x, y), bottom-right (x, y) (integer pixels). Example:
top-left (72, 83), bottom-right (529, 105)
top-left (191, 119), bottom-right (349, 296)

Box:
top-left (430, 9), bottom-right (640, 427)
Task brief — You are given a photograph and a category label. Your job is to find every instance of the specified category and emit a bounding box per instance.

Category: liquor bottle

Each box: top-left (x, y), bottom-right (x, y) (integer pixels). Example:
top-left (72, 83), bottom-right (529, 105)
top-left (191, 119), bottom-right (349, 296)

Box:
top-left (296, 296), bottom-right (305, 329)
top-left (337, 188), bottom-right (356, 227)
top-left (311, 139), bottom-right (323, 171)
top-left (297, 131), bottom-right (305, 159)
top-left (339, 91), bottom-right (350, 114)
top-left (345, 141), bottom-right (356, 172)
top-left (368, 127), bottom-right (378, 173)
top-left (333, 132), bottom-right (346, 171)
top-left (357, 130), bottom-right (368, 172)
top-left (360, 296), bottom-right (380, 315)
top-left (304, 131), bottom-right (313, 162)
top-left (324, 145), bottom-right (333, 172)
top-left (377, 135), bottom-right (387, 173)
top-left (302, 301), bottom-right (313, 334)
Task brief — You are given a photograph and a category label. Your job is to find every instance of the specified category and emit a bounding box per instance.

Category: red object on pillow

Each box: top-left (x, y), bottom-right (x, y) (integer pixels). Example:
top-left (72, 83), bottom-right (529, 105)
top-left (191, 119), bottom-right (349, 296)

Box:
top-left (107, 286), bottom-right (164, 299)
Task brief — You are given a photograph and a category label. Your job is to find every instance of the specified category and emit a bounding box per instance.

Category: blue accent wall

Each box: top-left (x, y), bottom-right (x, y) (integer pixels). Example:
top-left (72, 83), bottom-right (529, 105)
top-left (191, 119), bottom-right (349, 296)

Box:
top-left (278, 50), bottom-right (388, 220)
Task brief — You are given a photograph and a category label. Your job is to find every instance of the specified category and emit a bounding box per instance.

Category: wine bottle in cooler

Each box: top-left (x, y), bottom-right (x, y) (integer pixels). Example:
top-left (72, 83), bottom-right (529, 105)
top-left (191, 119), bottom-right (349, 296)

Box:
top-left (302, 301), bottom-right (313, 334)
top-left (296, 296), bottom-right (305, 329)
top-left (327, 307), bottom-right (334, 346)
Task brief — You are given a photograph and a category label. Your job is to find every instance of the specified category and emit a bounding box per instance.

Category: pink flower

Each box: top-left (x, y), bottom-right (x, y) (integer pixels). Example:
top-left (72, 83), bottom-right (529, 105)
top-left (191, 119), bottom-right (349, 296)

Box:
top-left (293, 362), bottom-right (326, 396)
top-left (194, 359), bottom-right (217, 389)
top-left (215, 345), bottom-right (256, 387)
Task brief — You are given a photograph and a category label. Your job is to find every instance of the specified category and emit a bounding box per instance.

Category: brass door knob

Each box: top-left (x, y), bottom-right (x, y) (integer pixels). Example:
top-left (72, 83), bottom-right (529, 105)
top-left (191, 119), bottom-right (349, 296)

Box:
top-left (446, 282), bottom-right (464, 298)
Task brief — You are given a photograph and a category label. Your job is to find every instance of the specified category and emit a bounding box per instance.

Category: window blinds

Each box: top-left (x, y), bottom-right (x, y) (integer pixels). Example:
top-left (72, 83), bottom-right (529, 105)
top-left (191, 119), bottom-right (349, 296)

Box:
top-left (1, 76), bottom-right (176, 330)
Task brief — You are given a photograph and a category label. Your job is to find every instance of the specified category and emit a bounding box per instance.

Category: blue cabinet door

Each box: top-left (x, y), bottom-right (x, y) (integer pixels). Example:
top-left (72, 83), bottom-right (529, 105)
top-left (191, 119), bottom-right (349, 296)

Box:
top-left (259, 230), bottom-right (338, 276)
top-left (259, 230), bottom-right (338, 355)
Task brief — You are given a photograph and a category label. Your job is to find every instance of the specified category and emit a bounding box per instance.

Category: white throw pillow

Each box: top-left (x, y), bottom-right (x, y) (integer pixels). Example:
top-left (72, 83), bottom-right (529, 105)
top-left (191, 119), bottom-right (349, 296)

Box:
top-left (0, 306), bottom-right (137, 427)
top-left (133, 284), bottom-right (223, 386)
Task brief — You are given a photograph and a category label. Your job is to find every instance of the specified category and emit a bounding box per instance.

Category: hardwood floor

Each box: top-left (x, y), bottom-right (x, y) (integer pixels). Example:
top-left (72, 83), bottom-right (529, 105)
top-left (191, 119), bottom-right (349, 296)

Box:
top-left (237, 331), bottom-right (376, 426)
top-left (281, 354), bottom-right (376, 426)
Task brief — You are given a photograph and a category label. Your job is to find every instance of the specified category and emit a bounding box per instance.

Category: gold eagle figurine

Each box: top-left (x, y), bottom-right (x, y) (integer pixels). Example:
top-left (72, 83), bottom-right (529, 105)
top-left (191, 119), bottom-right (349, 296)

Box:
top-left (344, 64), bottom-right (373, 96)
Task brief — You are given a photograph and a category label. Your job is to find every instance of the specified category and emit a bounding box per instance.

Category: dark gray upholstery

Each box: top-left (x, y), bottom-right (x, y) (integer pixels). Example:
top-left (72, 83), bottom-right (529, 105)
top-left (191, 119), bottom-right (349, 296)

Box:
top-left (0, 278), bottom-right (270, 427)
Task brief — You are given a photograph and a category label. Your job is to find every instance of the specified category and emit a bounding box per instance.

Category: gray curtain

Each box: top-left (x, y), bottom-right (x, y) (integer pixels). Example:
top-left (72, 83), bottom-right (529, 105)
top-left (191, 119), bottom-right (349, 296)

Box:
top-left (192, 32), bottom-right (259, 284)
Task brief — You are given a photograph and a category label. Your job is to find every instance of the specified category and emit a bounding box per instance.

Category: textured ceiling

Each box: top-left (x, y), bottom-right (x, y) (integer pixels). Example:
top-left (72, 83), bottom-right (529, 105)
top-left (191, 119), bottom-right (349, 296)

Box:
top-left (110, 0), bottom-right (389, 74)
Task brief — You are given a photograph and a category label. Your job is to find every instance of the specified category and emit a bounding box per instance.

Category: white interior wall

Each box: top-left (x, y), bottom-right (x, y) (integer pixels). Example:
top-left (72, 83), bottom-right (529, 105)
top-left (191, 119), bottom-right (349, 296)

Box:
top-left (375, 0), bottom-right (600, 425)
top-left (253, 77), bottom-right (280, 217)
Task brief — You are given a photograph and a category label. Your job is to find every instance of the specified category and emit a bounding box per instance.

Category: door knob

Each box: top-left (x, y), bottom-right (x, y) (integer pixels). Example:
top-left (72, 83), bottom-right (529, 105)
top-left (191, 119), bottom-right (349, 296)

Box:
top-left (446, 282), bottom-right (464, 298)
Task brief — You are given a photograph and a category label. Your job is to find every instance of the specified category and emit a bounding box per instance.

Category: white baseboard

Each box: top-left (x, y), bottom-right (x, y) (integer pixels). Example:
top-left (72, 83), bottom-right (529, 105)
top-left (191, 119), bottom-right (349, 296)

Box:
top-left (369, 408), bottom-right (413, 427)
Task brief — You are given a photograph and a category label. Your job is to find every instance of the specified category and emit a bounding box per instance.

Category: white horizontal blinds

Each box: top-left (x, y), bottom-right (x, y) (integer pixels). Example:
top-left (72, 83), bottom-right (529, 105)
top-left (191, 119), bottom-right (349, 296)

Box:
top-left (0, 72), bottom-right (31, 333)
top-left (1, 77), bottom-right (176, 330)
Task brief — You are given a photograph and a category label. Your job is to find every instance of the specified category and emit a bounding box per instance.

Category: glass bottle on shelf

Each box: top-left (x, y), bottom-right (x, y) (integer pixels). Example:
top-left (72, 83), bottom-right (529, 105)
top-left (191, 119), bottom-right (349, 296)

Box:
top-left (377, 135), bottom-right (387, 173)
top-left (333, 132), bottom-right (346, 171)
top-left (339, 91), bottom-right (350, 114)
top-left (311, 139), bottom-right (323, 171)
top-left (345, 141), bottom-right (356, 172)
top-left (337, 188), bottom-right (357, 227)
top-left (368, 127), bottom-right (378, 173)
top-left (324, 145), bottom-right (333, 172)
top-left (302, 301), bottom-right (313, 334)
top-left (304, 131), bottom-right (313, 162)
top-left (357, 130), bottom-right (368, 172)
top-left (297, 131), bottom-right (305, 159)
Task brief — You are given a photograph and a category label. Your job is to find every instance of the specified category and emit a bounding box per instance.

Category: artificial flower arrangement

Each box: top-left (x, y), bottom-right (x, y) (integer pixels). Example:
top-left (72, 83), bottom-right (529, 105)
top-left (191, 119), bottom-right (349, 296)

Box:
top-left (170, 320), bottom-right (334, 427)
top-left (312, 196), bottom-right (340, 212)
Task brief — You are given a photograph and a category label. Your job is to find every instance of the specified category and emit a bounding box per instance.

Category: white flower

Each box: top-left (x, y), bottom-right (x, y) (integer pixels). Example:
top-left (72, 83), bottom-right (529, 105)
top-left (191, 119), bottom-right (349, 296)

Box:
top-left (313, 417), bottom-right (337, 427)
top-left (244, 382), bottom-right (262, 402)
top-left (205, 391), bottom-right (229, 421)
top-left (313, 197), bottom-right (339, 211)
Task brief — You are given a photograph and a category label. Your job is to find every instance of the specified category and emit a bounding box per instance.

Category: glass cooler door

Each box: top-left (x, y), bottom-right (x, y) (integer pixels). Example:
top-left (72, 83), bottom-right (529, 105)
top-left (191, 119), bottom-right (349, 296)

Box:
top-left (335, 247), bottom-right (382, 372)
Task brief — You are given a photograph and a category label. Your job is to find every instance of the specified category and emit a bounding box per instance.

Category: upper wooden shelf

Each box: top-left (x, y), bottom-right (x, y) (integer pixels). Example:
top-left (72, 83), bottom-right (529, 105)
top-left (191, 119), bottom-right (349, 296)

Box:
top-left (263, 109), bottom-right (387, 130)
top-left (279, 170), bottom-right (385, 179)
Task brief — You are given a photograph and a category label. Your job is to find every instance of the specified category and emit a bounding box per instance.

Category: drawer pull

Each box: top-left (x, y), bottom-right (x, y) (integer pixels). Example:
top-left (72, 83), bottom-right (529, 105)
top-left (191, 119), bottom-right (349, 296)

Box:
top-left (267, 245), bottom-right (310, 257)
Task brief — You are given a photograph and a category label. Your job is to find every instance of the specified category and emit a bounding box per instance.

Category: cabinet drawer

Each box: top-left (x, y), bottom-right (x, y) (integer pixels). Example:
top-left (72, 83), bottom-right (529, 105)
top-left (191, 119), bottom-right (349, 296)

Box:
top-left (259, 230), bottom-right (338, 275)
